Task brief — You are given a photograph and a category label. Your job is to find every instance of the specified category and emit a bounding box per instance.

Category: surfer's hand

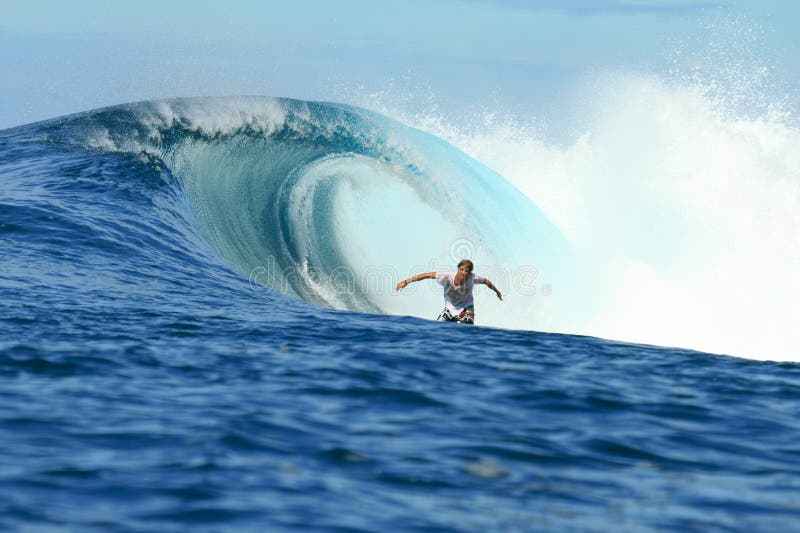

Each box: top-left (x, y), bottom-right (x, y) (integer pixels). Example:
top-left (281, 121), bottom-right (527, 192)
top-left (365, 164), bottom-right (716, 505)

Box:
top-left (396, 280), bottom-right (408, 291)
top-left (496, 290), bottom-right (503, 301)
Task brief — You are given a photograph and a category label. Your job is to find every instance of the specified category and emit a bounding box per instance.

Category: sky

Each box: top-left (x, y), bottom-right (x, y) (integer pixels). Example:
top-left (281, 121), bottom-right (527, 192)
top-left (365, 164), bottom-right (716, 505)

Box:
top-left (1, 0), bottom-right (798, 129)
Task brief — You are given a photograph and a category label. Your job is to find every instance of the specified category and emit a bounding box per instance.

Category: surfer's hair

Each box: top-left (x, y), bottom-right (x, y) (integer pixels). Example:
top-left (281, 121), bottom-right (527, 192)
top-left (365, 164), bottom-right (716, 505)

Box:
top-left (457, 259), bottom-right (474, 272)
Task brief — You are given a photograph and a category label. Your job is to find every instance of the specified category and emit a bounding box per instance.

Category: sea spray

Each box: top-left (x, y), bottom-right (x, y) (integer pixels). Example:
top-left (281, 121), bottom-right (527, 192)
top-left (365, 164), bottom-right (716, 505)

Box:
top-left (361, 72), bottom-right (800, 361)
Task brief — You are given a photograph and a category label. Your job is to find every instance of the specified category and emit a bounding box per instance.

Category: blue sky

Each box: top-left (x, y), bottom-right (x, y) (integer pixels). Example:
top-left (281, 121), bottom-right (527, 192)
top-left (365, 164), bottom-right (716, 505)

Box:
top-left (1, 0), bottom-right (798, 128)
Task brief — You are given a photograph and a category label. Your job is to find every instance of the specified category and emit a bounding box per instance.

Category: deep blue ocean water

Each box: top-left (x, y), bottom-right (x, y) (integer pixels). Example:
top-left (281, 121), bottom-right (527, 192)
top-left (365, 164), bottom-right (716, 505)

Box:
top-left (2, 98), bottom-right (800, 531)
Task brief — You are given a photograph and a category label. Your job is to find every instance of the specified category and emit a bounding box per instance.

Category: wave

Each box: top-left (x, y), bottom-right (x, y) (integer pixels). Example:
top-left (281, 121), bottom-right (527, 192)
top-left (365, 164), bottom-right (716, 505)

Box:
top-left (33, 96), bottom-right (583, 332)
top-left (19, 71), bottom-right (800, 362)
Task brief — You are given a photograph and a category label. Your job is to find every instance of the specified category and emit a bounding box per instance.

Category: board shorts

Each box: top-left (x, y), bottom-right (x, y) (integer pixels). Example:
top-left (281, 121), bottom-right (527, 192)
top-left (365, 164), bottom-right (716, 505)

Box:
top-left (437, 305), bottom-right (475, 325)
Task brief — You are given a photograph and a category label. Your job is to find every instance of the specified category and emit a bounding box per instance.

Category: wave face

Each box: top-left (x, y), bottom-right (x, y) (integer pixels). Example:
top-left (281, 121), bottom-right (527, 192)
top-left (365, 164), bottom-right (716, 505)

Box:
top-left (51, 96), bottom-right (582, 330)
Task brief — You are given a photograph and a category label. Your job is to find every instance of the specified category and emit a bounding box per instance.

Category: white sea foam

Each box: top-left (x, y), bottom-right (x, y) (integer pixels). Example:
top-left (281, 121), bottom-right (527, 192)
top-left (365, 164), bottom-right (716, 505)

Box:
top-left (143, 97), bottom-right (287, 139)
top-left (361, 74), bottom-right (800, 362)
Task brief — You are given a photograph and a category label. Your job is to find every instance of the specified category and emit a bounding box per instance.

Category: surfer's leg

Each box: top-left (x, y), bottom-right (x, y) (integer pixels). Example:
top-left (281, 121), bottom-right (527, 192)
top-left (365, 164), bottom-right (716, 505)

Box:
top-left (457, 306), bottom-right (475, 324)
top-left (437, 308), bottom-right (457, 321)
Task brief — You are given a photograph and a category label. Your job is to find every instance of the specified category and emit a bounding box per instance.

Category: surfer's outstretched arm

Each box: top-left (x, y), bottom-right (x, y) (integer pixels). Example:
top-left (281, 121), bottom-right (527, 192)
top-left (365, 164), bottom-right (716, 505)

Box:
top-left (481, 278), bottom-right (503, 300)
top-left (396, 272), bottom-right (435, 291)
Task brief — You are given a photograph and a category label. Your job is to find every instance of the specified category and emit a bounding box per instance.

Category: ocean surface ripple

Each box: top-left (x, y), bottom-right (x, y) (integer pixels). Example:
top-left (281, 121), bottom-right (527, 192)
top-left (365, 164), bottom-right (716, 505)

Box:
top-left (1, 98), bottom-right (799, 531)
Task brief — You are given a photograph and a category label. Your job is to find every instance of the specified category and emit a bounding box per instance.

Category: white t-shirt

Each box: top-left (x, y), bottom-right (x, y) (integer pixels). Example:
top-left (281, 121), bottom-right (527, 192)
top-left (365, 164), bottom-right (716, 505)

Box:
top-left (435, 270), bottom-right (486, 313)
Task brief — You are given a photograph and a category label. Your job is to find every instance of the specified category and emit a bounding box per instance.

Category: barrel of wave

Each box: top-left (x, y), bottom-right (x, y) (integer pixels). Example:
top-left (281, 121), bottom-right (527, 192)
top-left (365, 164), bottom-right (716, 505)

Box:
top-left (151, 97), bottom-right (585, 332)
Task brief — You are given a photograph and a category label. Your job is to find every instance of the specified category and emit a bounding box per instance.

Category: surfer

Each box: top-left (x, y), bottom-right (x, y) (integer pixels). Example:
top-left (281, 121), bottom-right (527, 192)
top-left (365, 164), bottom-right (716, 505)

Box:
top-left (395, 259), bottom-right (502, 324)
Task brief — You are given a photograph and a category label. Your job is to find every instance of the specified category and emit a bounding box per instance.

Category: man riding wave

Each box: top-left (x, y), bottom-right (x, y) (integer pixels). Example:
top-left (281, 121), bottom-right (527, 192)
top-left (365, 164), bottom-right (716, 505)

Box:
top-left (395, 259), bottom-right (502, 324)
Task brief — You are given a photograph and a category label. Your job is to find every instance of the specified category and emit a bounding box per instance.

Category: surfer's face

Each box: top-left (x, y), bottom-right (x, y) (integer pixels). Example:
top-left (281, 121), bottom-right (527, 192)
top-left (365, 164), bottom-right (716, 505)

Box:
top-left (455, 265), bottom-right (471, 284)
